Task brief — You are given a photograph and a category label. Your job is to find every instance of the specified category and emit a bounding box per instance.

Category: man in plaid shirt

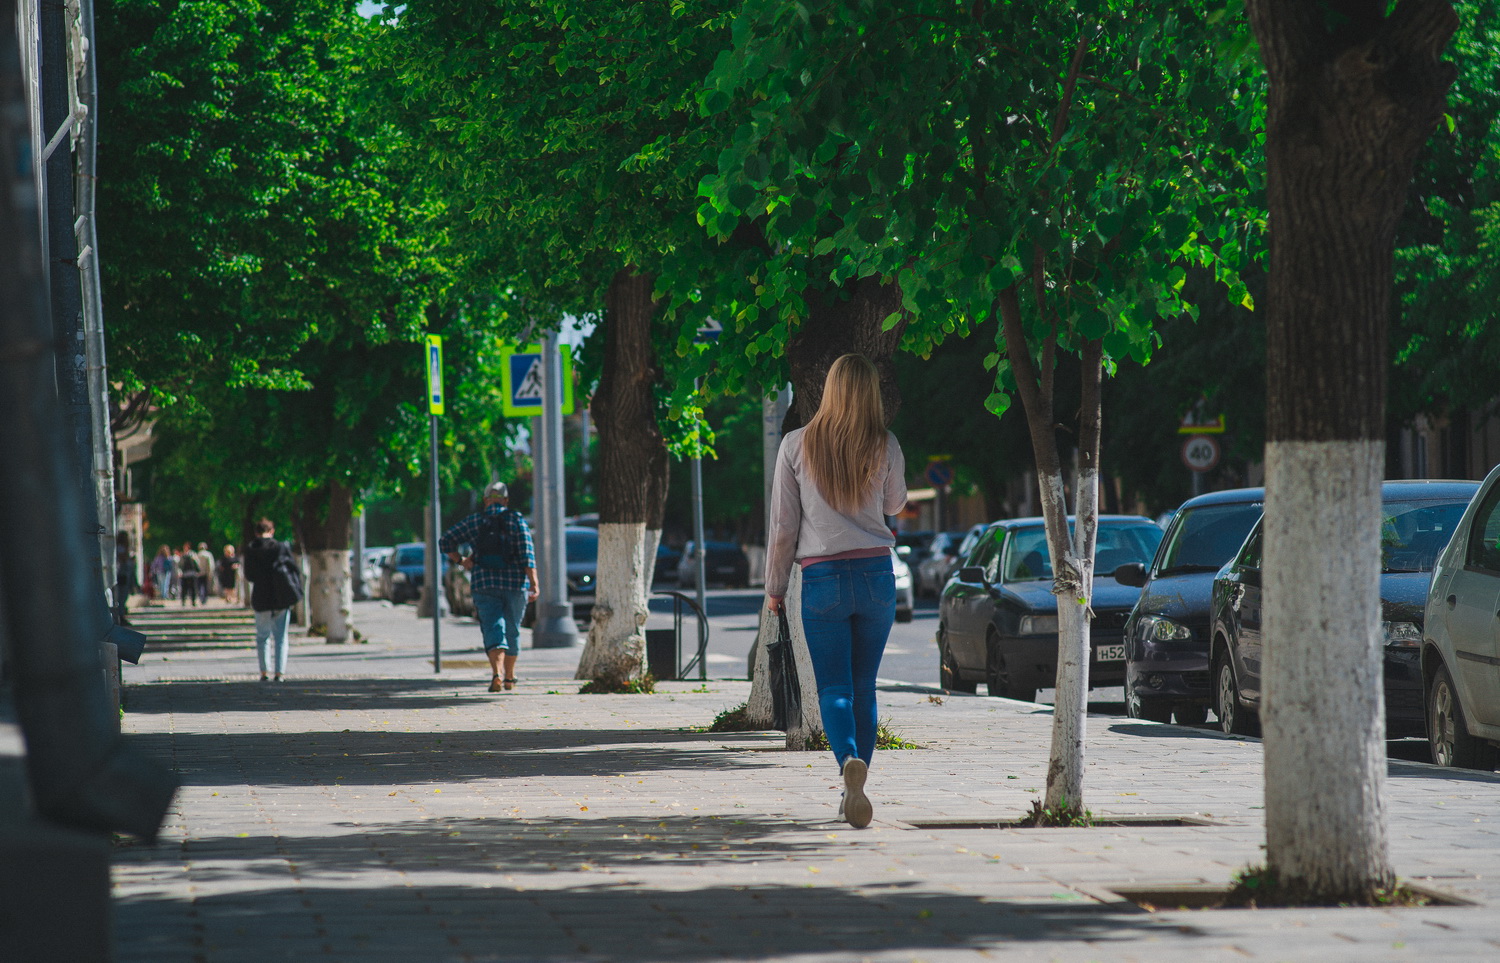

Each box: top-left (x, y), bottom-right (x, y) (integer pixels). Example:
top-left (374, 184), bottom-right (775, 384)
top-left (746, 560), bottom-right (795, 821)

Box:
top-left (440, 481), bottom-right (538, 691)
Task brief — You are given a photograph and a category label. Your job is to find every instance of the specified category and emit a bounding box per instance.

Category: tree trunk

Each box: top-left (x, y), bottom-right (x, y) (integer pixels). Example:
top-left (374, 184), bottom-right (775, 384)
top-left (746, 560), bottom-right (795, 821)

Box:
top-left (781, 276), bottom-right (907, 432)
top-left (576, 269), bottom-right (669, 684)
top-left (747, 277), bottom-right (907, 733)
top-left (293, 482), bottom-right (353, 643)
top-left (998, 289), bottom-right (1104, 816)
top-left (1247, 0), bottom-right (1457, 902)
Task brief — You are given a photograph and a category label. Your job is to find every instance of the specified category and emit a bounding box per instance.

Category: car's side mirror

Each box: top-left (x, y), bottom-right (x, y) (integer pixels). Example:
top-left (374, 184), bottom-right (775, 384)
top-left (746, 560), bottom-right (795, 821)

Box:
top-left (1113, 562), bottom-right (1148, 588)
top-left (957, 566), bottom-right (987, 585)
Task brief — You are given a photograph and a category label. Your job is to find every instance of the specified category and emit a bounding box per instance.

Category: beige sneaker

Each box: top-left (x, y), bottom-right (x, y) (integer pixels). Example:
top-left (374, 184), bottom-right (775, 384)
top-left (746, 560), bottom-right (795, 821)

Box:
top-left (841, 758), bottom-right (872, 828)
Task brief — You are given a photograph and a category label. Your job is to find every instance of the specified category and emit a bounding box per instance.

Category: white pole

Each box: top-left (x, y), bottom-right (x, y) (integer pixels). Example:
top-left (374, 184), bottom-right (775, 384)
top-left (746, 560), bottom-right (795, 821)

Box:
top-left (533, 332), bottom-right (578, 647)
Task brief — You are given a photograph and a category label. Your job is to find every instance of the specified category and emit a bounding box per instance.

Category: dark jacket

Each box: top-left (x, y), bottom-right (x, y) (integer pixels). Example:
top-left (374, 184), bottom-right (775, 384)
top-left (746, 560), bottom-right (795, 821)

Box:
top-left (243, 537), bottom-right (304, 612)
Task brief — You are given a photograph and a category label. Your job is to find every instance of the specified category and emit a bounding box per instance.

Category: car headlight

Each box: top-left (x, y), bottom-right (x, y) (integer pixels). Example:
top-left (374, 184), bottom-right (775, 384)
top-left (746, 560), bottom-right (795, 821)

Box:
top-left (1019, 615), bottom-right (1059, 635)
top-left (1382, 620), bottom-right (1422, 648)
top-left (1139, 615), bottom-right (1192, 642)
top-left (580, 574), bottom-right (592, 584)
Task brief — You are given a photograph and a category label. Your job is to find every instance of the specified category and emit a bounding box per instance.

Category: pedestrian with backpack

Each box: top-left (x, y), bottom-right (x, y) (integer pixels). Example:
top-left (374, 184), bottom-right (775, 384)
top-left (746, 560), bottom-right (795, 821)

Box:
top-left (765, 354), bottom-right (908, 828)
top-left (440, 481), bottom-right (538, 692)
top-left (243, 518), bottom-right (305, 682)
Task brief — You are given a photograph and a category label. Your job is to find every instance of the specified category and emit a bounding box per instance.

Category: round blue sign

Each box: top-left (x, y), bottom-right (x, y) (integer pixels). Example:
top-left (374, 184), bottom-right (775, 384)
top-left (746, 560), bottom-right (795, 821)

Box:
top-left (925, 461), bottom-right (954, 487)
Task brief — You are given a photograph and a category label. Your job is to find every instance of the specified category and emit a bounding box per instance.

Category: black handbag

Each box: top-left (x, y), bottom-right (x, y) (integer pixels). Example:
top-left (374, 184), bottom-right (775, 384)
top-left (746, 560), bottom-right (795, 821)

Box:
top-left (768, 609), bottom-right (802, 731)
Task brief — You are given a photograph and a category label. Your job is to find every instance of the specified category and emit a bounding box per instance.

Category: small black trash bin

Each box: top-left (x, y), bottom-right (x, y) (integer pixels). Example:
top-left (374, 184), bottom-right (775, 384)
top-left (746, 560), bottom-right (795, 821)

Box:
top-left (646, 628), bottom-right (679, 681)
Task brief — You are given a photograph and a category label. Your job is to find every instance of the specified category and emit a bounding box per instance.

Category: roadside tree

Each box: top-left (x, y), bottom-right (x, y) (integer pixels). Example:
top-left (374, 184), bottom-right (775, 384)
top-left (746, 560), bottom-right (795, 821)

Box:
top-left (692, 0), bottom-right (1261, 814)
top-left (1246, 0), bottom-right (1458, 904)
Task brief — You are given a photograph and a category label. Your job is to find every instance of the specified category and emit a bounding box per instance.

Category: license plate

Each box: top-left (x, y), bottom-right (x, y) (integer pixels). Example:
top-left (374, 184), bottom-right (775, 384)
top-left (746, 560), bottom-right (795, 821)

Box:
top-left (1094, 644), bottom-right (1125, 662)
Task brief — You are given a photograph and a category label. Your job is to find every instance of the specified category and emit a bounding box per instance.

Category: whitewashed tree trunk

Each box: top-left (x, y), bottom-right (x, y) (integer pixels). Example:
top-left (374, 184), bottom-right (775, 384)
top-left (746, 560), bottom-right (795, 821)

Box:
top-left (575, 522), bottom-right (650, 682)
top-left (781, 566), bottom-right (825, 749)
top-left (747, 604), bottom-right (777, 726)
top-left (1262, 441), bottom-right (1391, 894)
top-left (1045, 462), bottom-right (1098, 812)
top-left (307, 549), bottom-right (351, 643)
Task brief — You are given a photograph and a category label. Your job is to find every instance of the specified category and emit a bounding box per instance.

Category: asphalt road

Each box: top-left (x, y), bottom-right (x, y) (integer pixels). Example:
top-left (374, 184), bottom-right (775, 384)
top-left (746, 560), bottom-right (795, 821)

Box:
top-left (646, 583), bottom-right (1432, 762)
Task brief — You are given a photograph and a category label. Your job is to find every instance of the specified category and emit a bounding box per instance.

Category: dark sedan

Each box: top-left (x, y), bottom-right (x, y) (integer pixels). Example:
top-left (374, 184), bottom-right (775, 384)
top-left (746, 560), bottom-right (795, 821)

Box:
top-left (1118, 488), bottom-right (1265, 725)
top-left (677, 541), bottom-right (751, 589)
top-left (1210, 480), bottom-right (1480, 737)
top-left (936, 516), bottom-right (1164, 701)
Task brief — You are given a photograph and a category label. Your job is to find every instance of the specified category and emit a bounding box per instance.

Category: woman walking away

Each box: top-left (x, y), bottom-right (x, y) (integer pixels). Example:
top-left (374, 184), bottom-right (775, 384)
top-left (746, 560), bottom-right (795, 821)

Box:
top-left (243, 519), bottom-right (304, 682)
top-left (765, 354), bottom-right (907, 828)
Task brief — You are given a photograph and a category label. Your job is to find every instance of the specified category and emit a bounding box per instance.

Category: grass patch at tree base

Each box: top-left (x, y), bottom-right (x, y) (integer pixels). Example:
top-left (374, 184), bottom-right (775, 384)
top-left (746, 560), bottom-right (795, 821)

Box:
top-left (1222, 865), bottom-right (1433, 908)
top-left (1017, 797), bottom-right (1094, 828)
top-left (579, 674), bottom-right (656, 695)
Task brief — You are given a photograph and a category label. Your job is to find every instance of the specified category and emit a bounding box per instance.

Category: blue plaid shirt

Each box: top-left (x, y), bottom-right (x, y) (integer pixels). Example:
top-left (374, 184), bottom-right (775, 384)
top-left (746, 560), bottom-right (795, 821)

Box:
top-left (439, 505), bottom-right (536, 594)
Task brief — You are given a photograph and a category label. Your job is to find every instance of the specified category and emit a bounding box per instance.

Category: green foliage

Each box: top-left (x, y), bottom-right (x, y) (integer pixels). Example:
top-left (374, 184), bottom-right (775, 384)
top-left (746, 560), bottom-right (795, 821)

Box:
top-left (1392, 1), bottom-right (1500, 422)
top-left (685, 0), bottom-right (1267, 412)
top-left (705, 702), bottom-right (757, 732)
top-left (99, 0), bottom-right (524, 537)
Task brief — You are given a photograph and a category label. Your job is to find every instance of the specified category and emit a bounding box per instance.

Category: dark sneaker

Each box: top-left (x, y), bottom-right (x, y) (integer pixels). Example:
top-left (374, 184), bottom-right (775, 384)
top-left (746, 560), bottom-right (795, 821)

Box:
top-left (841, 758), bottom-right (872, 828)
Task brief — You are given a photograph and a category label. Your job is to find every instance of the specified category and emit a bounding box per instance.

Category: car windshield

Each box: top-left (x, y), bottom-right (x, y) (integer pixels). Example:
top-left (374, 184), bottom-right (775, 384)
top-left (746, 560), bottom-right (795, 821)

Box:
top-left (1381, 498), bottom-right (1468, 573)
top-left (566, 531), bottom-right (598, 562)
top-left (1002, 522), bottom-right (1163, 582)
top-left (1155, 503), bottom-right (1263, 575)
top-left (396, 547), bottom-right (423, 566)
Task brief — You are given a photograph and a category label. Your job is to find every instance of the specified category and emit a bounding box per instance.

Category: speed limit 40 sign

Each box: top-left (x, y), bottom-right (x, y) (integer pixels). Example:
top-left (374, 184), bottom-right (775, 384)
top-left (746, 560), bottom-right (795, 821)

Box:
top-left (1181, 435), bottom-right (1221, 473)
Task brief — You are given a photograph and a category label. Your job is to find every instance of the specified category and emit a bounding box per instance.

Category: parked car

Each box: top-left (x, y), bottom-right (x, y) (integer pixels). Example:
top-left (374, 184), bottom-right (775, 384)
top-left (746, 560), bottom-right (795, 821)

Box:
top-left (1210, 479), bottom-right (1480, 738)
top-left (1117, 488), bottom-right (1265, 725)
top-left (652, 541), bottom-right (682, 586)
top-left (936, 516), bottom-right (1164, 700)
top-left (892, 548), bottom-right (915, 623)
top-left (1423, 464), bottom-right (1500, 768)
top-left (380, 542), bottom-right (435, 604)
top-left (916, 530), bottom-right (971, 598)
top-left (895, 530), bottom-right (935, 571)
top-left (443, 558), bottom-right (475, 617)
top-left (677, 541), bottom-right (751, 589)
top-left (361, 546), bottom-right (393, 599)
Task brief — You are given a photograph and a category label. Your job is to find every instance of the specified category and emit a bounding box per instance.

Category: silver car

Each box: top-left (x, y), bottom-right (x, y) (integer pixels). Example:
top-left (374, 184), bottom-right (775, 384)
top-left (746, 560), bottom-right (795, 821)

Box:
top-left (1423, 462), bottom-right (1500, 768)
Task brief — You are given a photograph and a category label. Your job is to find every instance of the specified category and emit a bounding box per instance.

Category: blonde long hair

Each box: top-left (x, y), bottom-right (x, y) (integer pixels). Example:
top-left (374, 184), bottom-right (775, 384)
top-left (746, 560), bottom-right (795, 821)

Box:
top-left (802, 354), bottom-right (887, 514)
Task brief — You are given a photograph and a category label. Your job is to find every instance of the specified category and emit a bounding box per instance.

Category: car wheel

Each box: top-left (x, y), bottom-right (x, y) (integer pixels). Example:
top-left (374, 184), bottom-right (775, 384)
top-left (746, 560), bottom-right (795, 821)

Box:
top-left (986, 632), bottom-right (1035, 702)
top-left (938, 626), bottom-right (977, 694)
top-left (1213, 647), bottom-right (1258, 736)
top-left (1174, 704), bottom-right (1209, 727)
top-left (895, 606), bottom-right (913, 624)
top-left (1429, 664), bottom-right (1497, 770)
top-left (1125, 683), bottom-right (1173, 723)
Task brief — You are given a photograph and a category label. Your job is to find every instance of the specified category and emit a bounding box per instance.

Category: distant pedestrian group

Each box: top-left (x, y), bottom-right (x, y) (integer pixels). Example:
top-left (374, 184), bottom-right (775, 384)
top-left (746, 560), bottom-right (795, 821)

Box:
top-left (144, 541), bottom-right (242, 605)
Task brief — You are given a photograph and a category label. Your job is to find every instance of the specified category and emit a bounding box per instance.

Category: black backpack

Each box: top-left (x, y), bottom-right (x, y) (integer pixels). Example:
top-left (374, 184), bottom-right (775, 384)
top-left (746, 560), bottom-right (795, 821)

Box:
top-left (474, 510), bottom-right (515, 569)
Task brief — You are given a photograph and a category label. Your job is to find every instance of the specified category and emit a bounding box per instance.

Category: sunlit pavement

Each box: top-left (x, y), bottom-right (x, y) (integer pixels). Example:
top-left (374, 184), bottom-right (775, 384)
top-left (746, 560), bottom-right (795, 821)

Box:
top-left (112, 595), bottom-right (1500, 961)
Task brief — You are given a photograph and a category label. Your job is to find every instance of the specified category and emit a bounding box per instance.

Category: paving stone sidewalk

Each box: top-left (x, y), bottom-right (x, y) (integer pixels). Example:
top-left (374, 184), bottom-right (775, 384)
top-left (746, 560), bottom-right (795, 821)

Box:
top-left (112, 603), bottom-right (1500, 962)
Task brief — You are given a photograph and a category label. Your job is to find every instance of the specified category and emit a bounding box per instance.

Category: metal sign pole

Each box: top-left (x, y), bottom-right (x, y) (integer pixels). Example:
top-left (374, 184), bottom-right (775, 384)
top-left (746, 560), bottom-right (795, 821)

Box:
top-left (533, 332), bottom-right (578, 647)
top-left (426, 336), bottom-right (444, 672)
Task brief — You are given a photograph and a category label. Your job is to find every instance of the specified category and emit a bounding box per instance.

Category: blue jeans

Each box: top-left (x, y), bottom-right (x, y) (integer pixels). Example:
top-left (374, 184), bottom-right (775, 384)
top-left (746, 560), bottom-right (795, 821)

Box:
top-left (474, 589), bottom-right (526, 655)
top-left (255, 608), bottom-right (291, 676)
top-left (801, 554), bottom-right (895, 767)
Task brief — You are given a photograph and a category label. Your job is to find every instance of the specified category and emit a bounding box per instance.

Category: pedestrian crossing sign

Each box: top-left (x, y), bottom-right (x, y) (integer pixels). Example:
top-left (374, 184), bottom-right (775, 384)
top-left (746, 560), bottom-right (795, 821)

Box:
top-left (425, 335), bottom-right (444, 415)
top-left (499, 343), bottom-right (575, 417)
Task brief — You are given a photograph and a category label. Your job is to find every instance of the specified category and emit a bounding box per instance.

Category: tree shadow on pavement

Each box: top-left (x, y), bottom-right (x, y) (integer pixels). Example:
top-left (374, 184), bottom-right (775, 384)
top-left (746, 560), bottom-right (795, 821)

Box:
top-left (128, 726), bottom-right (785, 788)
top-left (123, 678), bottom-right (530, 715)
top-left (1387, 760), bottom-right (1500, 784)
top-left (116, 877), bottom-right (1191, 963)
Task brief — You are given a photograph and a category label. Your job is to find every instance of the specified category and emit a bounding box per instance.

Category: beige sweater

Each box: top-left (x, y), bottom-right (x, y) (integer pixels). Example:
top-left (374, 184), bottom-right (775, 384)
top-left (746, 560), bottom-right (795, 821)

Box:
top-left (764, 427), bottom-right (908, 598)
